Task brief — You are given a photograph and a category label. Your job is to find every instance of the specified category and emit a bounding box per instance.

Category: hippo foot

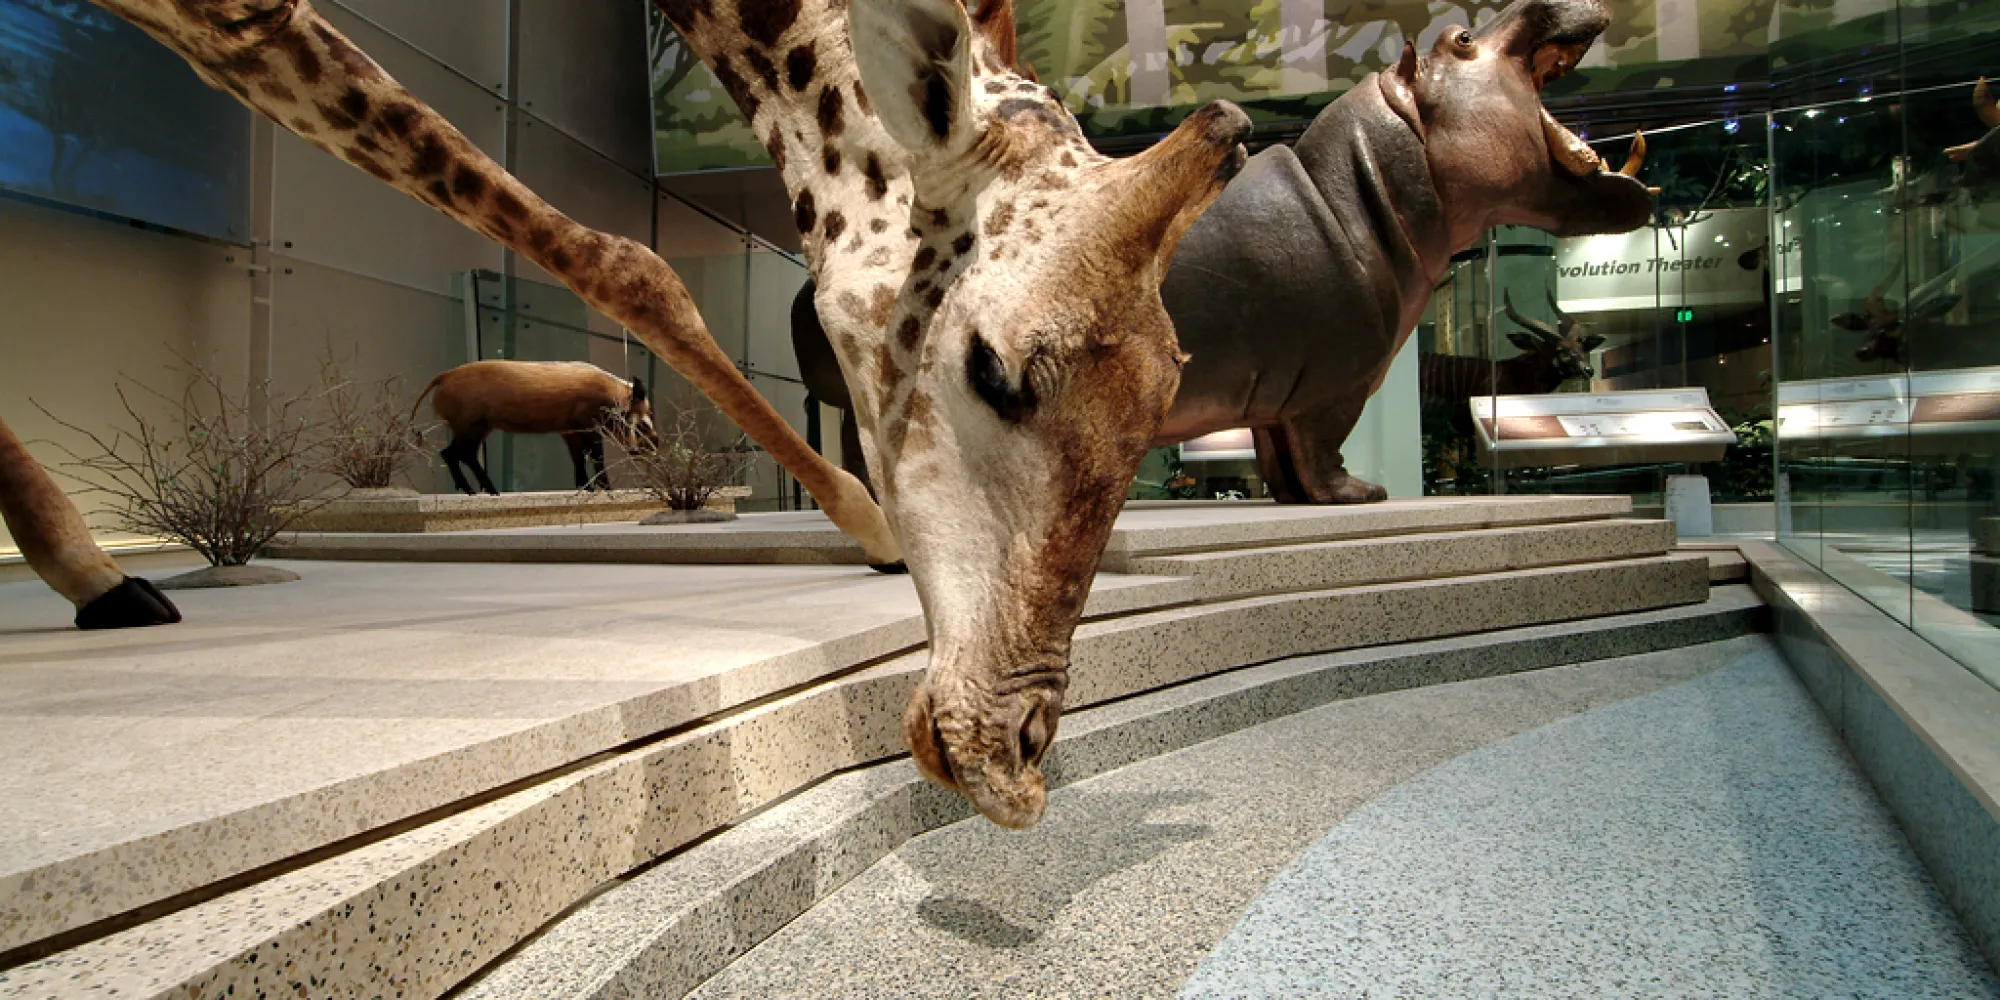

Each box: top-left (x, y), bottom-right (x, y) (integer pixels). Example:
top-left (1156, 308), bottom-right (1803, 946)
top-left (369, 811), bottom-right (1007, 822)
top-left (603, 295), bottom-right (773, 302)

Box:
top-left (1314, 473), bottom-right (1388, 504)
top-left (74, 576), bottom-right (182, 630)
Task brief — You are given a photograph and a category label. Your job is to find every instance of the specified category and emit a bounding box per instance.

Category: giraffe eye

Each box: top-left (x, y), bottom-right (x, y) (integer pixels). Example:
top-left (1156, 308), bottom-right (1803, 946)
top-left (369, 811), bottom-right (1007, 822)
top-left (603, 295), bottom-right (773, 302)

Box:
top-left (967, 332), bottom-right (1036, 422)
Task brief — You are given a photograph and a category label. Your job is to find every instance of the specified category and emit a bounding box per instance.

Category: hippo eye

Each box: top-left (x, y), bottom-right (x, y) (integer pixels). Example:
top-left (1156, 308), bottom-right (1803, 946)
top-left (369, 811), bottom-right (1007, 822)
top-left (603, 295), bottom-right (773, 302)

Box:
top-left (967, 332), bottom-right (1037, 422)
top-left (1456, 29), bottom-right (1473, 47)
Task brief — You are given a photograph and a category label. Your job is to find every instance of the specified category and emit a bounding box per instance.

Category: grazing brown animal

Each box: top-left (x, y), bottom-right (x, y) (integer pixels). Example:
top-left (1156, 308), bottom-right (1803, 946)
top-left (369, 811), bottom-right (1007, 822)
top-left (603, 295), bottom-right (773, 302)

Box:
top-left (0, 415), bottom-right (180, 629)
top-left (412, 360), bottom-right (658, 495)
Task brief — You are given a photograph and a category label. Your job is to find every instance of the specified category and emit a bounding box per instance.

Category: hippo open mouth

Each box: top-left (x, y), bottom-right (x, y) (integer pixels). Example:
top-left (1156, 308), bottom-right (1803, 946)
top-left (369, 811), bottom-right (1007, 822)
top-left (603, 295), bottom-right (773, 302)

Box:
top-left (1525, 26), bottom-right (1633, 179)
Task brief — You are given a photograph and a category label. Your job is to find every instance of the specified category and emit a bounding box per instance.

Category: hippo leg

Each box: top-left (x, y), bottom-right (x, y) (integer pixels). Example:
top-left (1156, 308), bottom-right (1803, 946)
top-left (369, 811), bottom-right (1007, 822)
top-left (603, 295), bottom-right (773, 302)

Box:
top-left (1261, 402), bottom-right (1387, 505)
top-left (838, 409), bottom-right (872, 496)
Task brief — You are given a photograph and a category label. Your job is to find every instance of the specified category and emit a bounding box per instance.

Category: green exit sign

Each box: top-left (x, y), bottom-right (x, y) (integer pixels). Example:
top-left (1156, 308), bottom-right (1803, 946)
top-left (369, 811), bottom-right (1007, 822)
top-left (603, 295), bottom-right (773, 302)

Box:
top-left (1675, 308), bottom-right (1696, 322)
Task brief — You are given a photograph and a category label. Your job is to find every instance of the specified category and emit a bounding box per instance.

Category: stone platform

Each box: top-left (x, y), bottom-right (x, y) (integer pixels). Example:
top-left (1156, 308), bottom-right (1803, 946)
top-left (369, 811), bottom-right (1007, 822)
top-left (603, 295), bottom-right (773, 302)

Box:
top-left (282, 487), bottom-right (748, 534)
top-left (0, 497), bottom-right (1712, 997)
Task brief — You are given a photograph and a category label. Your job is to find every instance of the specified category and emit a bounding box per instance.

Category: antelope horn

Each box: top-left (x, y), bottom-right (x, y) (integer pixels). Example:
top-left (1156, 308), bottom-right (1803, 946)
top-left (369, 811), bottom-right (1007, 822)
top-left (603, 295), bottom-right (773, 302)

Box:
top-left (1503, 291), bottom-right (1559, 340)
top-left (1975, 77), bottom-right (1998, 129)
top-left (1619, 130), bottom-right (1647, 177)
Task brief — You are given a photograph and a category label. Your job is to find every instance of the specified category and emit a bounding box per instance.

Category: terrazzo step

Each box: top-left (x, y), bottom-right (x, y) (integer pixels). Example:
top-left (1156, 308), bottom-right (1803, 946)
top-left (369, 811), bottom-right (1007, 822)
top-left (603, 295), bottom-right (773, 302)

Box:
top-left (0, 553), bottom-right (1709, 1000)
top-left (268, 496), bottom-right (1636, 567)
top-left (1129, 518), bottom-right (1675, 600)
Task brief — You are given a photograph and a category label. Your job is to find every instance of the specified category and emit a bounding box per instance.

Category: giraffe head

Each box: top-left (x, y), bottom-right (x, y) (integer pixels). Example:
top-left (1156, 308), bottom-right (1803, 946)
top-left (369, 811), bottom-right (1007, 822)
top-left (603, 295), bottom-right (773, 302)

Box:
top-left (782, 0), bottom-right (1248, 827)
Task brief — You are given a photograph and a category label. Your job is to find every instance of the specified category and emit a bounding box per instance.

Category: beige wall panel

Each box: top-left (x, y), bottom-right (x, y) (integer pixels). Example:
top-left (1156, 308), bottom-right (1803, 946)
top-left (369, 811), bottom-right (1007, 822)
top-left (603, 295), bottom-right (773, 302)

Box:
top-left (0, 199), bottom-right (251, 547)
top-left (267, 258), bottom-right (463, 494)
top-left (273, 6), bottom-right (507, 297)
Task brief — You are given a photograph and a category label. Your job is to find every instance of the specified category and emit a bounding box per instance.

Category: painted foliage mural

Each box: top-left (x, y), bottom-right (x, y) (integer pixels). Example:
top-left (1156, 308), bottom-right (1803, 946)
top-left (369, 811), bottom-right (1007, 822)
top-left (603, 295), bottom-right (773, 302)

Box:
top-left (650, 0), bottom-right (1912, 174)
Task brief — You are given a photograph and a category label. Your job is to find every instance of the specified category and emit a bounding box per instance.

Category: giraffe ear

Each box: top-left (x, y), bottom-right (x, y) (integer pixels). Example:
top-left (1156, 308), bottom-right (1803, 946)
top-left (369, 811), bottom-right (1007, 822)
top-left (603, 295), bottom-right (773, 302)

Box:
top-left (850, 0), bottom-right (976, 164)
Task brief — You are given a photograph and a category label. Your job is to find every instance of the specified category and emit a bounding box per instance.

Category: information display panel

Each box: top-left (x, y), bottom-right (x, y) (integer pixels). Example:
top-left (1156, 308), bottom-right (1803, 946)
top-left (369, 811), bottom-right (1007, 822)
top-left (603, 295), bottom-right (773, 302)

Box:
top-left (1778, 368), bottom-right (2000, 450)
top-left (1470, 388), bottom-right (1737, 469)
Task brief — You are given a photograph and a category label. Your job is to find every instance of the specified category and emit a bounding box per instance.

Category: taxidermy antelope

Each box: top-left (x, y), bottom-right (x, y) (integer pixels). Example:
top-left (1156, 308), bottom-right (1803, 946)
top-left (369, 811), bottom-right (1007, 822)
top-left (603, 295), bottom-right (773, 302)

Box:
top-left (90, 0), bottom-right (1248, 826)
top-left (0, 415), bottom-right (180, 629)
top-left (1418, 290), bottom-right (1605, 400)
top-left (413, 360), bottom-right (658, 495)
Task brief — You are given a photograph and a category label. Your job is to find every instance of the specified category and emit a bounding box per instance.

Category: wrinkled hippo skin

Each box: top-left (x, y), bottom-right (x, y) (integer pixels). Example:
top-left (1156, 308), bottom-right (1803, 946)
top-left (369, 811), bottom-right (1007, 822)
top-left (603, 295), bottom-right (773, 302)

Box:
top-left (795, 0), bottom-right (1653, 503)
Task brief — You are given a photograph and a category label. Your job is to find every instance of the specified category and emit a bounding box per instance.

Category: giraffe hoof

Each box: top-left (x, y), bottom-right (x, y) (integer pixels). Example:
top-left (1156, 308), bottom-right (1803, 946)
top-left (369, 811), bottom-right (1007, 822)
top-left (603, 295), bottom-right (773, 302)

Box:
top-left (74, 576), bottom-right (182, 630)
top-left (868, 560), bottom-right (910, 575)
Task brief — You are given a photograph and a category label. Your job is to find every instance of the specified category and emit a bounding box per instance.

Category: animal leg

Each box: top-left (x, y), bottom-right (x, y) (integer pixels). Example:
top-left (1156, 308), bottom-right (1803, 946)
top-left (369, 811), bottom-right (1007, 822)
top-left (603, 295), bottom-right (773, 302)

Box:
top-left (1251, 426), bottom-right (1309, 504)
top-left (838, 408), bottom-right (872, 496)
top-left (562, 432), bottom-right (591, 491)
top-left (441, 435), bottom-right (481, 496)
top-left (92, 0), bottom-right (901, 568)
top-left (467, 445), bottom-right (501, 497)
top-left (586, 433), bottom-right (609, 491)
top-left (1274, 402), bottom-right (1387, 505)
top-left (0, 415), bottom-right (180, 629)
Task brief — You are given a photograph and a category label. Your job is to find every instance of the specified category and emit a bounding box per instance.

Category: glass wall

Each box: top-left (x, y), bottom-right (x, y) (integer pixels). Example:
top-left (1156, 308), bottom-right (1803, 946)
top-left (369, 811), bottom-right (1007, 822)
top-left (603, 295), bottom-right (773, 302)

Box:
top-left (1409, 116), bottom-right (1773, 522)
top-left (1768, 0), bottom-right (2000, 686)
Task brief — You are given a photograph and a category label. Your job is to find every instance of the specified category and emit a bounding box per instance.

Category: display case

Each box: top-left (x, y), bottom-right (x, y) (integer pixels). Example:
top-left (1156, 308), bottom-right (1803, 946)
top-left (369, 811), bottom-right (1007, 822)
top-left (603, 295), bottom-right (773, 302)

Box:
top-left (1769, 0), bottom-right (2000, 684)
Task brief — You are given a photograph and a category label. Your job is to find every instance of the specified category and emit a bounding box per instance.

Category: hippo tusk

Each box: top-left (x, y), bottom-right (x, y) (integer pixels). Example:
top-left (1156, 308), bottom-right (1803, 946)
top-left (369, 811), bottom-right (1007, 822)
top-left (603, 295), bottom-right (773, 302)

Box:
top-left (1619, 131), bottom-right (1647, 177)
top-left (1974, 77), bottom-right (1997, 128)
top-left (1542, 107), bottom-right (1601, 177)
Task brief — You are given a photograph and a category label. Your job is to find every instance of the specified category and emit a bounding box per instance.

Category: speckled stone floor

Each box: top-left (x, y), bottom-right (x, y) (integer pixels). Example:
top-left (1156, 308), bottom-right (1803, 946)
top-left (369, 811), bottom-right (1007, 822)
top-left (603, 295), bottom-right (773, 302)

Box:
top-left (681, 636), bottom-right (1999, 1000)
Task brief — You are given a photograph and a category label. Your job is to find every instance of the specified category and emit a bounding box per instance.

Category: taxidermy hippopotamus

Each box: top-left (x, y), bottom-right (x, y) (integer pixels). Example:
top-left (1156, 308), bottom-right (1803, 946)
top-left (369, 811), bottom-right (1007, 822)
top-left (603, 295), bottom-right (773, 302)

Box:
top-left (794, 0), bottom-right (1653, 501)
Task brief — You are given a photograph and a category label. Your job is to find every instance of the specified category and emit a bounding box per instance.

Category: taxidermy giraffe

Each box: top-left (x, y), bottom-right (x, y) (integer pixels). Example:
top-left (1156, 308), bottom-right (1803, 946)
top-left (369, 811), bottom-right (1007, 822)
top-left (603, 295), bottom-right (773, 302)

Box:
top-left (87, 0), bottom-right (901, 572)
top-left (652, 0), bottom-right (1249, 827)
top-left (0, 416), bottom-right (181, 629)
top-left (91, 0), bottom-right (1247, 828)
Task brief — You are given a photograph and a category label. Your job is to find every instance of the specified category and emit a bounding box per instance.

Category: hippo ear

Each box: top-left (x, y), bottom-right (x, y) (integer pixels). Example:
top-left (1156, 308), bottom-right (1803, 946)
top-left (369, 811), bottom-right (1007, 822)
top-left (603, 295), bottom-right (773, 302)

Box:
top-left (1507, 331), bottom-right (1539, 352)
top-left (1378, 41), bottom-right (1423, 139)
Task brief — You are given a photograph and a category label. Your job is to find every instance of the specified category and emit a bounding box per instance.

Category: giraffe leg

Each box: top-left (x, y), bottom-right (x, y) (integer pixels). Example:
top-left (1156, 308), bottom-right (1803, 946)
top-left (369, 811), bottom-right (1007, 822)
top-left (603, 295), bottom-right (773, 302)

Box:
top-left (0, 415), bottom-right (180, 628)
top-left (95, 0), bottom-right (901, 567)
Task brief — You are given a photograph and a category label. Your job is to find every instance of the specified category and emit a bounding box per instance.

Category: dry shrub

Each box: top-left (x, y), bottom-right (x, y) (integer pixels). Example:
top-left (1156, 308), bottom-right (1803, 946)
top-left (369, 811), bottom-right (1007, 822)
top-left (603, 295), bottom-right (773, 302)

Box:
top-left (610, 392), bottom-right (752, 511)
top-left (314, 347), bottom-right (430, 489)
top-left (35, 355), bottom-right (331, 567)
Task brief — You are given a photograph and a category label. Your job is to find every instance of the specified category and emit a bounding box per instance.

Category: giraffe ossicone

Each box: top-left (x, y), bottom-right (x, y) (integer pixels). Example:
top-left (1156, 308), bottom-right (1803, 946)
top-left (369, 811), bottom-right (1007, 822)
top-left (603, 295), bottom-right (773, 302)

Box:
top-left (89, 0), bottom-right (1249, 828)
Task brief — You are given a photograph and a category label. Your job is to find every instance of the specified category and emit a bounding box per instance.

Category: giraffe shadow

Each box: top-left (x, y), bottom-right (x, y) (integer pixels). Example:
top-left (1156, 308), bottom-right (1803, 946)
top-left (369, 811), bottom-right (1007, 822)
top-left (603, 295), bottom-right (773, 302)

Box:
top-left (901, 787), bottom-right (1213, 948)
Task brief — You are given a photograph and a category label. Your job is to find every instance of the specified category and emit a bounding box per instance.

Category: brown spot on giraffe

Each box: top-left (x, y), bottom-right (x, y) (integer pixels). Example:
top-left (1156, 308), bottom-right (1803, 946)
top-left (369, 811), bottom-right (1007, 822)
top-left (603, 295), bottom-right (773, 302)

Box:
top-left (866, 246), bottom-right (892, 267)
top-left (816, 85), bottom-right (845, 137)
top-left (411, 133), bottom-right (450, 177)
top-left (913, 246), bottom-right (937, 271)
top-left (769, 130), bottom-right (787, 171)
top-left (785, 44), bottom-right (816, 91)
top-left (851, 80), bottom-right (870, 115)
top-left (896, 315), bottom-right (922, 351)
top-left (862, 154), bottom-right (888, 200)
top-left (282, 28), bottom-right (323, 84)
top-left (823, 210), bottom-right (847, 242)
top-left (869, 218), bottom-right (888, 234)
top-left (929, 208), bottom-right (949, 227)
top-left (869, 284), bottom-right (897, 326)
top-left (737, 0), bottom-right (802, 49)
top-left (984, 201), bottom-right (1014, 236)
top-left (743, 48), bottom-right (780, 91)
top-left (793, 190), bottom-right (817, 235)
top-left (288, 116), bottom-right (318, 135)
top-left (317, 101), bottom-right (359, 131)
top-left (260, 82), bottom-right (296, 104)
top-left (712, 60), bottom-right (758, 120)
top-left (823, 147), bottom-right (842, 175)
top-left (951, 232), bottom-right (974, 256)
top-left (654, 0), bottom-right (712, 28)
